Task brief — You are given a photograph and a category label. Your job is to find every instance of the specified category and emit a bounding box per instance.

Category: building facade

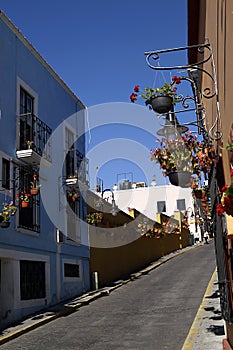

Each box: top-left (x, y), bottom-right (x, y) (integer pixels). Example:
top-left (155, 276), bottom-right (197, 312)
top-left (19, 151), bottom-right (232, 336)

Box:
top-left (188, 0), bottom-right (233, 347)
top-left (110, 182), bottom-right (201, 240)
top-left (0, 11), bottom-right (90, 328)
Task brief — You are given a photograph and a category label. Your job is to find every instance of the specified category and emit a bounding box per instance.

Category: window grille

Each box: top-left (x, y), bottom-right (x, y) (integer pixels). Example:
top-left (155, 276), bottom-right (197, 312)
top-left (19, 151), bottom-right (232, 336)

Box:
top-left (20, 260), bottom-right (45, 300)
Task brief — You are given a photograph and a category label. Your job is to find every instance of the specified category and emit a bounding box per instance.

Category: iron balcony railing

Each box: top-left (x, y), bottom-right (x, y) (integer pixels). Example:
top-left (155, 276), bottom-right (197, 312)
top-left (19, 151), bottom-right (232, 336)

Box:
top-left (209, 162), bottom-right (233, 323)
top-left (18, 113), bottom-right (52, 162)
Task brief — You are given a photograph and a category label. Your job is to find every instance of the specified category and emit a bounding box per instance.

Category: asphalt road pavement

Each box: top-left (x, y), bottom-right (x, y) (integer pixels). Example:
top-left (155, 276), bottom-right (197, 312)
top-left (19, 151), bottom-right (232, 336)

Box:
top-left (0, 242), bottom-right (217, 350)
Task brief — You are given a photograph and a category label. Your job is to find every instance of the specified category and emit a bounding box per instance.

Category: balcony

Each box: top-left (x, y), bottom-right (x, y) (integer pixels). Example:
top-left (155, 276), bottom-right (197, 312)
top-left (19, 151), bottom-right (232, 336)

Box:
top-left (65, 149), bottom-right (89, 189)
top-left (16, 113), bottom-right (52, 167)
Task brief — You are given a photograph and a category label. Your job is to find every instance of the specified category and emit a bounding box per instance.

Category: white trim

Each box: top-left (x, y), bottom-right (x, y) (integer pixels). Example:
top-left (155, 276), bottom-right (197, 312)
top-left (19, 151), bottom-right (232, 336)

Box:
top-left (16, 76), bottom-right (38, 117)
top-left (0, 248), bottom-right (50, 309)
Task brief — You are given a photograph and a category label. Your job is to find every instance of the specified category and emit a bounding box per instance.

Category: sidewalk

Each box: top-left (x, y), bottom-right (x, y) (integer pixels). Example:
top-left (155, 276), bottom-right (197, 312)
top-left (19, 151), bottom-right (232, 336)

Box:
top-left (0, 241), bottom-right (226, 349)
top-left (182, 268), bottom-right (225, 349)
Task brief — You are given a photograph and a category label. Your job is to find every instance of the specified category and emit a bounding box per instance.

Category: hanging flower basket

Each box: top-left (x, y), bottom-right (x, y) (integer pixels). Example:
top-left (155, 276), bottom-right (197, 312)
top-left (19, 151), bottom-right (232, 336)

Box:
top-left (194, 189), bottom-right (204, 199)
top-left (150, 96), bottom-right (173, 114)
top-left (21, 201), bottom-right (29, 208)
top-left (216, 183), bottom-right (233, 217)
top-left (0, 221), bottom-right (10, 228)
top-left (30, 174), bottom-right (41, 195)
top-left (168, 171), bottom-right (193, 188)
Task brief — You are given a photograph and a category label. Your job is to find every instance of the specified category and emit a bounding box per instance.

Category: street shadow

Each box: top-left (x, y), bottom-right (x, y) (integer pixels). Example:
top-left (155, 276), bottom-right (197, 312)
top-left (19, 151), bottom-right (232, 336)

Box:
top-left (206, 324), bottom-right (225, 336)
top-left (204, 306), bottom-right (215, 312)
top-left (209, 315), bottom-right (223, 321)
top-left (206, 290), bottom-right (220, 299)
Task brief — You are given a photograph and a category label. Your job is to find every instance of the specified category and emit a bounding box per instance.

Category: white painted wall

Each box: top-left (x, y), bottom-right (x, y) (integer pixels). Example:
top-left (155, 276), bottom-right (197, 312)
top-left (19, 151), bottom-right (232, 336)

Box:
top-left (112, 184), bottom-right (194, 221)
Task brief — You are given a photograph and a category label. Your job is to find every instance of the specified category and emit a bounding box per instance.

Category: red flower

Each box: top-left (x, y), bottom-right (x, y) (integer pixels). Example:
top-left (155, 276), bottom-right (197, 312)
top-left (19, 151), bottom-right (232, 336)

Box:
top-left (172, 76), bottom-right (181, 84)
top-left (224, 196), bottom-right (231, 205)
top-left (222, 185), bottom-right (229, 192)
top-left (130, 93), bottom-right (138, 103)
top-left (216, 203), bottom-right (225, 216)
top-left (230, 168), bottom-right (233, 176)
top-left (134, 85), bottom-right (140, 92)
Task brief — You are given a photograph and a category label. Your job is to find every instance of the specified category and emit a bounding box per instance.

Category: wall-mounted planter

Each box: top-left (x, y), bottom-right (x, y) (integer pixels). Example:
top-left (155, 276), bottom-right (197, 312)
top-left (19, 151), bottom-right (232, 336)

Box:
top-left (0, 221), bottom-right (10, 228)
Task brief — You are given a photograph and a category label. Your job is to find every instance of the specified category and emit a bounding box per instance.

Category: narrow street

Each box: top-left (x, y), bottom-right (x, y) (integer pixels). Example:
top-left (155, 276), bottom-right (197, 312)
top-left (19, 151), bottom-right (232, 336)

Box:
top-left (0, 242), bottom-right (216, 350)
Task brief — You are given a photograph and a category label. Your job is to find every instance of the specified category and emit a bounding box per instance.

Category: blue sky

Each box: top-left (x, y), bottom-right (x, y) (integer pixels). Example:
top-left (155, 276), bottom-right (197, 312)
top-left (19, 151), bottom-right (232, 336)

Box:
top-left (1, 0), bottom-right (189, 189)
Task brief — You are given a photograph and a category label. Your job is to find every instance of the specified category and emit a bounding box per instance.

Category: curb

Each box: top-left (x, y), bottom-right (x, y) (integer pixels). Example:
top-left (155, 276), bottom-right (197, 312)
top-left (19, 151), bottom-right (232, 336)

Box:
top-left (0, 242), bottom-right (205, 345)
top-left (181, 268), bottom-right (217, 350)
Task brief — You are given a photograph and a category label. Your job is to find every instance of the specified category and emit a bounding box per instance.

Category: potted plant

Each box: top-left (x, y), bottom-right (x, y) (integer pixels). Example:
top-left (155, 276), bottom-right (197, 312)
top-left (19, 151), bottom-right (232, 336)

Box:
top-left (26, 140), bottom-right (34, 149)
top-left (150, 132), bottom-right (201, 187)
top-left (193, 185), bottom-right (209, 199)
top-left (150, 132), bottom-right (215, 187)
top-left (0, 201), bottom-right (17, 228)
top-left (130, 76), bottom-right (181, 113)
top-left (67, 188), bottom-right (80, 202)
top-left (30, 174), bottom-right (41, 195)
top-left (216, 183), bottom-right (233, 217)
top-left (16, 191), bottom-right (31, 208)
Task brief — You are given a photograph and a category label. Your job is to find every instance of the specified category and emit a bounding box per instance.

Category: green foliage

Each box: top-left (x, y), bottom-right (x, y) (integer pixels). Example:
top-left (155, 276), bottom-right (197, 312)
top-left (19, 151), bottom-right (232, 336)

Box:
top-left (86, 212), bottom-right (103, 225)
top-left (0, 201), bottom-right (17, 222)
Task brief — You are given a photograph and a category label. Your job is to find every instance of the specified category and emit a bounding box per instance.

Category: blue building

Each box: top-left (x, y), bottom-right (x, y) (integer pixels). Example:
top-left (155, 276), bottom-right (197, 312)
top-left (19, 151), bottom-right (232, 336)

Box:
top-left (0, 11), bottom-right (90, 328)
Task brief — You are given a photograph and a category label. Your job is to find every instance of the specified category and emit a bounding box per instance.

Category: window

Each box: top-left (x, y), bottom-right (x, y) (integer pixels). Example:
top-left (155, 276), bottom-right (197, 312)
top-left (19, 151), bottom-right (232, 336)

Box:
top-left (20, 260), bottom-right (45, 300)
top-left (19, 88), bottom-right (34, 150)
top-left (65, 128), bottom-right (75, 178)
top-left (157, 201), bottom-right (166, 213)
top-left (2, 158), bottom-right (10, 190)
top-left (15, 165), bottom-right (40, 232)
top-left (64, 263), bottom-right (79, 278)
top-left (177, 199), bottom-right (186, 211)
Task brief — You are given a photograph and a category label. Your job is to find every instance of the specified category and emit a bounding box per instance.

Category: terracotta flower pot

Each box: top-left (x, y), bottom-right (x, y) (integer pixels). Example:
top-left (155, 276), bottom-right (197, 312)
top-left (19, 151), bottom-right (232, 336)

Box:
top-left (21, 201), bottom-right (29, 208)
top-left (30, 188), bottom-right (38, 195)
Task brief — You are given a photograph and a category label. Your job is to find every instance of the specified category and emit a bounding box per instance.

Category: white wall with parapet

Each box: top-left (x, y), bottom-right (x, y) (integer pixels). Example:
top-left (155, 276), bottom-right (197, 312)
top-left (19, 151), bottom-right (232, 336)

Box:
top-left (112, 184), bottom-right (194, 221)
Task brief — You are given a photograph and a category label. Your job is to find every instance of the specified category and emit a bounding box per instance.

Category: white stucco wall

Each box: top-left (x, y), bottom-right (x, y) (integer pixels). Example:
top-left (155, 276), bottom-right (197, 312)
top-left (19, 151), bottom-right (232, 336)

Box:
top-left (112, 184), bottom-right (194, 221)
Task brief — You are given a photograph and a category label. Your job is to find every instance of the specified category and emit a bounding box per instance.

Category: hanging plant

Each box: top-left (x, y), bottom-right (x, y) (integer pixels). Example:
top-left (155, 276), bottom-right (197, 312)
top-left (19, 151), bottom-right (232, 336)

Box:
top-left (216, 183), bottom-right (233, 217)
top-left (0, 201), bottom-right (17, 228)
top-left (30, 173), bottom-right (41, 195)
top-left (130, 76), bottom-right (182, 112)
top-left (67, 188), bottom-right (80, 202)
top-left (150, 132), bottom-right (216, 187)
top-left (193, 185), bottom-right (209, 199)
top-left (16, 191), bottom-right (31, 208)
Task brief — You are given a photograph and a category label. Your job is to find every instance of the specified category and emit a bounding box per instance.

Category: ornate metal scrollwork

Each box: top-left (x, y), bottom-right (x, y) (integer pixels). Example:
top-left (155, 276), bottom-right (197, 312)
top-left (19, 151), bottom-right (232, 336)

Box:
top-left (144, 42), bottom-right (222, 141)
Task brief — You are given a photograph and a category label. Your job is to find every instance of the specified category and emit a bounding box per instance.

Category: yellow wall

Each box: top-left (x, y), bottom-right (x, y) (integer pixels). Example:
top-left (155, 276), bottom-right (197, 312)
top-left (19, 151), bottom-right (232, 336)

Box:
top-left (90, 231), bottom-right (190, 287)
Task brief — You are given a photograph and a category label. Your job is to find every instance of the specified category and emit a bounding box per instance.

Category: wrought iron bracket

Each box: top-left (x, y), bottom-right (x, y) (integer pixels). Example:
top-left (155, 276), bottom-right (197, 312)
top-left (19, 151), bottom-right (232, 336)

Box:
top-left (144, 42), bottom-right (222, 142)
